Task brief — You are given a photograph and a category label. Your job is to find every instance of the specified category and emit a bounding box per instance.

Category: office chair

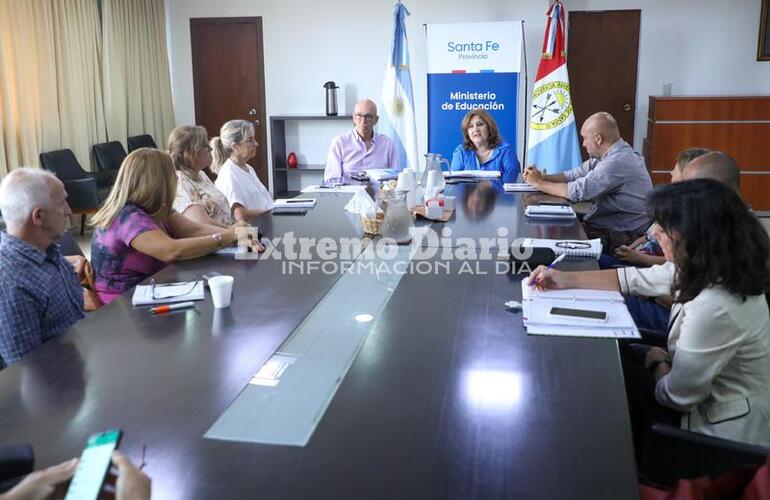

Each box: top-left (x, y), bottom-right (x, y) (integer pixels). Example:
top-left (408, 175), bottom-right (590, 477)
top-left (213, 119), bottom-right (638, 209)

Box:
top-left (127, 134), bottom-right (158, 152)
top-left (39, 149), bottom-right (101, 235)
top-left (92, 141), bottom-right (127, 188)
top-left (642, 423), bottom-right (770, 486)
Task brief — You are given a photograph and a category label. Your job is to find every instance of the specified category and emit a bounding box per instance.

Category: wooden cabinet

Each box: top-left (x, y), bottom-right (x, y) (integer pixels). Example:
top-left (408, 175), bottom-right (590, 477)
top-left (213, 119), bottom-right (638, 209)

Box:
top-left (644, 96), bottom-right (770, 210)
top-left (270, 115), bottom-right (352, 196)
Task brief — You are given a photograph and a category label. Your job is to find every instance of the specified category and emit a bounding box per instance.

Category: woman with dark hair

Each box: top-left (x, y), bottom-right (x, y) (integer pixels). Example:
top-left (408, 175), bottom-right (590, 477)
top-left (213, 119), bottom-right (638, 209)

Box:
top-left (529, 179), bottom-right (770, 447)
top-left (450, 109), bottom-right (520, 183)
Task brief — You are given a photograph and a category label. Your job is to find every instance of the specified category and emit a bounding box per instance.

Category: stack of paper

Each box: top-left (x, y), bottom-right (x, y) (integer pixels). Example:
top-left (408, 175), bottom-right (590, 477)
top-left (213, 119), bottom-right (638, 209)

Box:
top-left (503, 183), bottom-right (541, 192)
top-left (301, 185), bottom-right (366, 194)
top-left (272, 198), bottom-right (316, 214)
top-left (524, 204), bottom-right (576, 219)
top-left (132, 281), bottom-right (205, 306)
top-left (365, 169), bottom-right (401, 181)
top-left (520, 281), bottom-right (640, 339)
top-left (519, 238), bottom-right (603, 259)
top-left (444, 170), bottom-right (501, 179)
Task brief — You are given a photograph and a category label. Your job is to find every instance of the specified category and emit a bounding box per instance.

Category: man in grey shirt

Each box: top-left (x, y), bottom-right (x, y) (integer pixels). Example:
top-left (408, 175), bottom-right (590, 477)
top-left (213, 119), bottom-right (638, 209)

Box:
top-left (524, 112), bottom-right (653, 250)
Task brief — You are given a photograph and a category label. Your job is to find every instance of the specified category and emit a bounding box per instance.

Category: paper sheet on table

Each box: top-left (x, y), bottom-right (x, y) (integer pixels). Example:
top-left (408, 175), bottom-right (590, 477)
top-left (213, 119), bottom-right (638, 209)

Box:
top-left (301, 185), bottom-right (367, 193)
top-left (504, 183), bottom-right (541, 192)
top-left (444, 170), bottom-right (501, 179)
top-left (132, 281), bottom-right (204, 306)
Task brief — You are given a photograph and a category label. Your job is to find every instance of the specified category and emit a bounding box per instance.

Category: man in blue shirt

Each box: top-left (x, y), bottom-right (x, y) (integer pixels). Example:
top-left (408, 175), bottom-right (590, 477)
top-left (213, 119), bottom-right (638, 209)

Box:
top-left (0, 168), bottom-right (84, 367)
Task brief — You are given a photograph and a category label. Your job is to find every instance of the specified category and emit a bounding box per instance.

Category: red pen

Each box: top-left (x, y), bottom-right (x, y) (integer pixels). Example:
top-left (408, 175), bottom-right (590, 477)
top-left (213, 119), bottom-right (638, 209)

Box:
top-left (150, 301), bottom-right (196, 314)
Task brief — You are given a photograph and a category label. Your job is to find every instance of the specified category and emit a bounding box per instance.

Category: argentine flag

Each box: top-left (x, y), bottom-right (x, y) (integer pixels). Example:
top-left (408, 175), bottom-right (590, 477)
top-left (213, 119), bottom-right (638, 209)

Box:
top-left (379, 3), bottom-right (418, 172)
top-left (527, 1), bottom-right (581, 173)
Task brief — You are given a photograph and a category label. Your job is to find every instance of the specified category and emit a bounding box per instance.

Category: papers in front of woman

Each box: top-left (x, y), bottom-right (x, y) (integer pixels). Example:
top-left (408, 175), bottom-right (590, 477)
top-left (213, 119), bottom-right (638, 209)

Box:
top-left (503, 183), bottom-right (541, 192)
top-left (444, 170), bottom-right (501, 179)
top-left (274, 198), bottom-right (317, 210)
top-left (520, 238), bottom-right (603, 259)
top-left (520, 281), bottom-right (640, 339)
top-left (365, 169), bottom-right (401, 181)
top-left (524, 204), bottom-right (576, 219)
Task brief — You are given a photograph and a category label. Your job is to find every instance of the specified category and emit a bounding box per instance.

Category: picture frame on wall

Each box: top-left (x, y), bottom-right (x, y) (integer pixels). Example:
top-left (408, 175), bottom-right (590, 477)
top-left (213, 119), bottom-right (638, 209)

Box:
top-left (760, 0), bottom-right (770, 60)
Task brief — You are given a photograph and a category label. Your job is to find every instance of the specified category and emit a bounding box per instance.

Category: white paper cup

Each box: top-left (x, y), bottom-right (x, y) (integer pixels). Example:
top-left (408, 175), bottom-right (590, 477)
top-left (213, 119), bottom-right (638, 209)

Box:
top-left (209, 275), bottom-right (234, 308)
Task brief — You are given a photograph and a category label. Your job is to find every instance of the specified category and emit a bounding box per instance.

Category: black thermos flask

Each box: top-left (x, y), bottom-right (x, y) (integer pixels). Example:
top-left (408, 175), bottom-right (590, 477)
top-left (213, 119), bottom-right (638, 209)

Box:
top-left (324, 81), bottom-right (339, 116)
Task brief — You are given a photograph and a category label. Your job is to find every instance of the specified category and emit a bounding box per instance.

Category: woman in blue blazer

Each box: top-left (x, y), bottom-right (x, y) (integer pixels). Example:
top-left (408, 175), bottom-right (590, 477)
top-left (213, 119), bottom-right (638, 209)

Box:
top-left (450, 109), bottom-right (520, 183)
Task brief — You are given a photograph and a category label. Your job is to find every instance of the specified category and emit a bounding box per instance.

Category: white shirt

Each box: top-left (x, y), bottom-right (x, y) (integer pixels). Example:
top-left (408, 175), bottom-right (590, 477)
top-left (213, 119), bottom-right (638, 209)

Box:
top-left (617, 263), bottom-right (770, 446)
top-left (215, 159), bottom-right (274, 213)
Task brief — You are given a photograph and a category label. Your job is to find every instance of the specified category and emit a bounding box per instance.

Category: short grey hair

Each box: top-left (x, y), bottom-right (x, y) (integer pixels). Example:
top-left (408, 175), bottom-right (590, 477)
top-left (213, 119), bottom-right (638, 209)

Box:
top-left (0, 168), bottom-right (60, 228)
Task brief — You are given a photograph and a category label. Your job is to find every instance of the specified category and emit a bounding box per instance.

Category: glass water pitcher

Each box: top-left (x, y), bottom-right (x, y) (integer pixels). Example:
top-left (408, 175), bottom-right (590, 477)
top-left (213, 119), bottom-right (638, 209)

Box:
top-left (421, 153), bottom-right (449, 190)
top-left (380, 189), bottom-right (414, 244)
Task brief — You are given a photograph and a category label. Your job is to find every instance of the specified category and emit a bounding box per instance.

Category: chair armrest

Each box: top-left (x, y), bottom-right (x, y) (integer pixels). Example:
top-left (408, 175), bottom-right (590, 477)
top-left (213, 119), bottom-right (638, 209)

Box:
top-left (62, 177), bottom-right (100, 211)
top-left (642, 423), bottom-right (770, 485)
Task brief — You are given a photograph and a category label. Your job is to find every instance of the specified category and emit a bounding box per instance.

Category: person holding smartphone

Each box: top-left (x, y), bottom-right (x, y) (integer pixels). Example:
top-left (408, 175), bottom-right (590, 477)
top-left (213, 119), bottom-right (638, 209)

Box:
top-left (0, 451), bottom-right (150, 500)
top-left (529, 179), bottom-right (770, 453)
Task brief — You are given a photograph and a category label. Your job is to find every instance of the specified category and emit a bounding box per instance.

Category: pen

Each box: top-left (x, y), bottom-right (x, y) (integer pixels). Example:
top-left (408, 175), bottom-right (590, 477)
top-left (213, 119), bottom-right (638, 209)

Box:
top-left (150, 301), bottom-right (196, 314)
top-left (529, 253), bottom-right (567, 287)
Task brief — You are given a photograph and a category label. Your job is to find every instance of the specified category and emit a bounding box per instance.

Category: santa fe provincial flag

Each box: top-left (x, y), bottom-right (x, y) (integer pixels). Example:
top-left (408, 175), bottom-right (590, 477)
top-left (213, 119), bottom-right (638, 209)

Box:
top-left (380, 3), bottom-right (418, 171)
top-left (527, 1), bottom-right (581, 173)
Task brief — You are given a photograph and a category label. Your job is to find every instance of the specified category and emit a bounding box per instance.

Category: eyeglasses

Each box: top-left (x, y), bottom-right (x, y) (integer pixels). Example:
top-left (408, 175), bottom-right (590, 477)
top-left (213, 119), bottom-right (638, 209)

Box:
top-left (354, 113), bottom-right (376, 121)
top-left (150, 276), bottom-right (199, 300)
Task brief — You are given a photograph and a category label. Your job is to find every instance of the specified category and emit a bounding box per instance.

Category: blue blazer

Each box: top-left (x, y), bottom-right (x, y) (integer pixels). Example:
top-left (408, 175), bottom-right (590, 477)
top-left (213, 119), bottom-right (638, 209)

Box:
top-left (449, 142), bottom-right (520, 183)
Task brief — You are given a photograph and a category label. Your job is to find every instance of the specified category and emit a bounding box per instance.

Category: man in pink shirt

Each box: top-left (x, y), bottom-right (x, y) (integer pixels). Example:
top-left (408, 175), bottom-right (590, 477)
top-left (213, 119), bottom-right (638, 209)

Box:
top-left (323, 99), bottom-right (398, 181)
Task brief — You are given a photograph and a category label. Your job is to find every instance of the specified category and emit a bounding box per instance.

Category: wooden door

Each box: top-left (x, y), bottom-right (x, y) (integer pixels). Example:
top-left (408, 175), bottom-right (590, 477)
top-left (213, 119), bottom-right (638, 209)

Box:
top-left (567, 10), bottom-right (640, 160)
top-left (190, 17), bottom-right (268, 185)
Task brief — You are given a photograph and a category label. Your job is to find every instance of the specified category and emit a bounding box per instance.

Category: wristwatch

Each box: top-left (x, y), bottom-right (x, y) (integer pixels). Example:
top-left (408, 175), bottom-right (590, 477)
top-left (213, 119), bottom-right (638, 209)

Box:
top-left (211, 232), bottom-right (224, 247)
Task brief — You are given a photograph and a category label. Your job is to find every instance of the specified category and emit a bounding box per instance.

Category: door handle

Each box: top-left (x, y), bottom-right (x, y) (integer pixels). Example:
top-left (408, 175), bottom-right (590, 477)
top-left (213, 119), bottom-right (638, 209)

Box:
top-left (623, 103), bottom-right (632, 112)
top-left (248, 108), bottom-right (257, 116)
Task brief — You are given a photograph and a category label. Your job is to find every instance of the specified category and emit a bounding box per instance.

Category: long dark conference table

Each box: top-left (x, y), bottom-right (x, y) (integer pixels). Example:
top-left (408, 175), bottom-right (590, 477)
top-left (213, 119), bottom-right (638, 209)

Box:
top-left (0, 182), bottom-right (638, 499)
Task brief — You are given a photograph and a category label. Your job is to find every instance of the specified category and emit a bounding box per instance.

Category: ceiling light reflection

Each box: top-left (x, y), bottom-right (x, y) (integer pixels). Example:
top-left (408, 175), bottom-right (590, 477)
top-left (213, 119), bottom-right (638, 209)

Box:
top-left (463, 370), bottom-right (522, 410)
top-left (354, 313), bottom-right (374, 323)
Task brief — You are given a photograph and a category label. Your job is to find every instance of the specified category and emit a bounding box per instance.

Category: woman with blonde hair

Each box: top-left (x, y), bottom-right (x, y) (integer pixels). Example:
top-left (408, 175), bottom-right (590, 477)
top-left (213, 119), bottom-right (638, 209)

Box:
top-left (211, 119), bottom-right (274, 221)
top-left (450, 109), bottom-right (520, 183)
top-left (168, 125), bottom-right (233, 227)
top-left (90, 148), bottom-right (248, 304)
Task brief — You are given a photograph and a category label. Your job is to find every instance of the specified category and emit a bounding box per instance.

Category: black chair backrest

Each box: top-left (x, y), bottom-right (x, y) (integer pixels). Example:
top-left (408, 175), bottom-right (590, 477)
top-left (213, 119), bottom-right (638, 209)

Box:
top-left (56, 232), bottom-right (85, 257)
top-left (39, 149), bottom-right (88, 181)
top-left (127, 134), bottom-right (157, 152)
top-left (643, 423), bottom-right (770, 486)
top-left (92, 141), bottom-right (127, 172)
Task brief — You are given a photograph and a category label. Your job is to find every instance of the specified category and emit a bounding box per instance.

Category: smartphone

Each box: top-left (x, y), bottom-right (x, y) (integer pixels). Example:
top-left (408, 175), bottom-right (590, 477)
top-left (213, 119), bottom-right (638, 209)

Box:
top-left (549, 306), bottom-right (607, 322)
top-left (65, 429), bottom-right (122, 500)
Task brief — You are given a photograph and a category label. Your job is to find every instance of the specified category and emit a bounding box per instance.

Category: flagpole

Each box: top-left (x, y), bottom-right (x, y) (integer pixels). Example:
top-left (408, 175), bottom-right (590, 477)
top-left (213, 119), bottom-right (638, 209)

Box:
top-left (521, 19), bottom-right (528, 172)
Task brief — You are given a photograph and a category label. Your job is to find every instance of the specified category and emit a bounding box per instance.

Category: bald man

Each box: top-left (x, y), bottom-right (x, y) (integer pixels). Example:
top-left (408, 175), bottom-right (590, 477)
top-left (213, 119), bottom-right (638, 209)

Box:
top-left (524, 112), bottom-right (653, 250)
top-left (681, 151), bottom-right (741, 192)
top-left (324, 99), bottom-right (398, 182)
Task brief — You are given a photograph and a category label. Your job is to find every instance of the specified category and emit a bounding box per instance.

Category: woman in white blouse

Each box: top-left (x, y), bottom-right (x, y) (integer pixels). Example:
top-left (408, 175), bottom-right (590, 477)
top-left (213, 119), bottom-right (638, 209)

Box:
top-left (529, 179), bottom-right (770, 449)
top-left (210, 119), bottom-right (274, 222)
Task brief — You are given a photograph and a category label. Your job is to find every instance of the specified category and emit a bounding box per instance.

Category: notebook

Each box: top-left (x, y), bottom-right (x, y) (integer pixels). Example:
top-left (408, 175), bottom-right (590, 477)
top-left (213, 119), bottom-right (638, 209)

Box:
top-left (503, 183), bottom-right (541, 192)
top-left (520, 281), bottom-right (640, 339)
top-left (274, 198), bottom-right (317, 209)
top-left (524, 204), bottom-right (576, 219)
top-left (519, 238), bottom-right (603, 259)
top-left (132, 280), bottom-right (205, 306)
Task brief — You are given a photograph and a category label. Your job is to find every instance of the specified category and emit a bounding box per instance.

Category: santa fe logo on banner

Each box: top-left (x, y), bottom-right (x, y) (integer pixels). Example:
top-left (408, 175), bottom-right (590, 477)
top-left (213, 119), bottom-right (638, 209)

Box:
top-left (426, 22), bottom-right (522, 163)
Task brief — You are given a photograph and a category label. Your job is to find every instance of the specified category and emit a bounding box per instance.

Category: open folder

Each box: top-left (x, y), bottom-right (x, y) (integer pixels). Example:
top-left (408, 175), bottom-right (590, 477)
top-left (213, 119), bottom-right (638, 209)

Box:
top-left (132, 281), bottom-right (205, 306)
top-left (520, 281), bottom-right (640, 339)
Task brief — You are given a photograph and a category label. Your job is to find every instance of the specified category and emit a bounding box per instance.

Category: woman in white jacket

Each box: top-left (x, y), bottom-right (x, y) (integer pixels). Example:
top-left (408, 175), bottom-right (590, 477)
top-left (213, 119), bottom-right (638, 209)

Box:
top-left (529, 179), bottom-right (770, 450)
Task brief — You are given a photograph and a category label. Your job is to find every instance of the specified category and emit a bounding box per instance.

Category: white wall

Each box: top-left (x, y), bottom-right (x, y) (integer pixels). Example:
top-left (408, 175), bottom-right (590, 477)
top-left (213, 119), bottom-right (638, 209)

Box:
top-left (166, 0), bottom-right (770, 190)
